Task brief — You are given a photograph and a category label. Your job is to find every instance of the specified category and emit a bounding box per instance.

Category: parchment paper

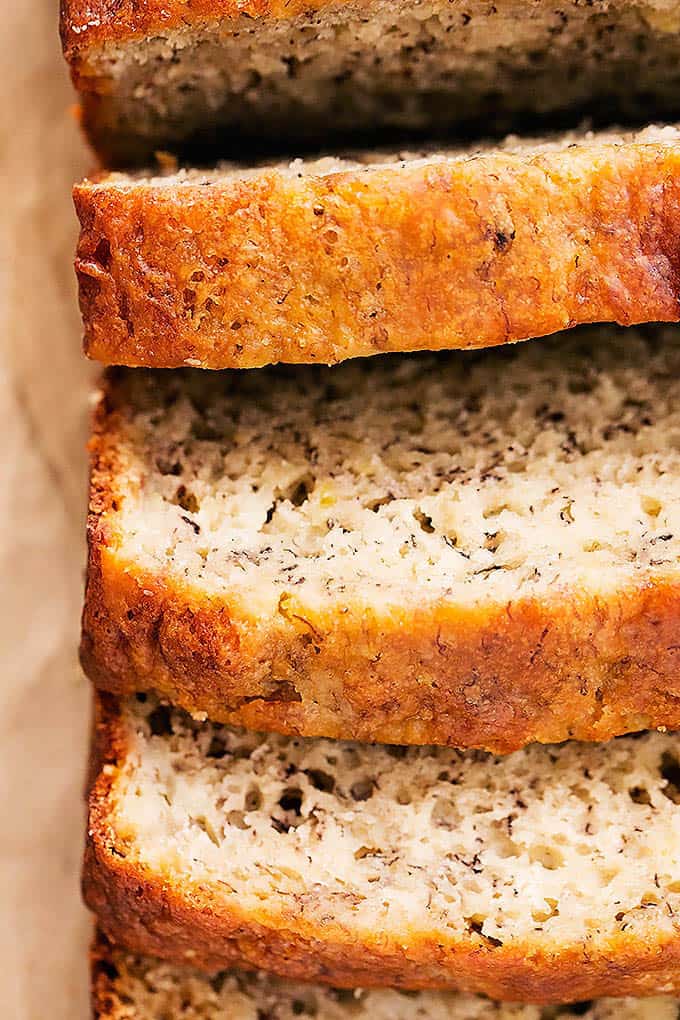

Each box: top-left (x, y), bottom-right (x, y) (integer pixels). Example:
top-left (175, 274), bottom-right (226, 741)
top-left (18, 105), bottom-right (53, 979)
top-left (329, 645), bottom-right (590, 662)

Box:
top-left (1, 3), bottom-right (93, 1017)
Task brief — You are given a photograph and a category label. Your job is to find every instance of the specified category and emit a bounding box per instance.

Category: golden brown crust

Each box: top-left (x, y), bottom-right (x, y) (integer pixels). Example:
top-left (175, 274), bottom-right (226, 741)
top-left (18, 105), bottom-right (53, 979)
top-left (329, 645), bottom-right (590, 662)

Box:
top-left (74, 140), bottom-right (680, 368)
top-left (82, 371), bottom-right (680, 753)
top-left (83, 548), bottom-right (680, 754)
top-left (84, 692), bottom-right (680, 1001)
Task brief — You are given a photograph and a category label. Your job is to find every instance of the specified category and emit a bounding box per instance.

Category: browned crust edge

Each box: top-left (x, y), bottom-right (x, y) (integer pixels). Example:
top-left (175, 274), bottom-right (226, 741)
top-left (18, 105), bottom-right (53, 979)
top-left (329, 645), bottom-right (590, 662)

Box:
top-left (82, 372), bottom-right (680, 754)
top-left (73, 140), bottom-right (680, 369)
top-left (85, 691), bottom-right (680, 1001)
top-left (83, 546), bottom-right (680, 753)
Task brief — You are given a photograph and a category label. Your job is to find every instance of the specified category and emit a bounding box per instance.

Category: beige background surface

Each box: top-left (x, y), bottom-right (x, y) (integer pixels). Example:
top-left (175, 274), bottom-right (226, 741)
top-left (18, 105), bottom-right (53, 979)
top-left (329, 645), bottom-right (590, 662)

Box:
top-left (1, 2), bottom-right (93, 1016)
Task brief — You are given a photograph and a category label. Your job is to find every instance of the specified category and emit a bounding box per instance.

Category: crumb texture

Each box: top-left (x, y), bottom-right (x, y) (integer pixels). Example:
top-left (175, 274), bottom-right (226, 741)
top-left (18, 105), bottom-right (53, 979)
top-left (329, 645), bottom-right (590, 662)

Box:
top-left (105, 331), bottom-right (680, 612)
top-left (95, 694), bottom-right (680, 968)
top-left (94, 936), bottom-right (680, 1020)
top-left (63, 0), bottom-right (680, 162)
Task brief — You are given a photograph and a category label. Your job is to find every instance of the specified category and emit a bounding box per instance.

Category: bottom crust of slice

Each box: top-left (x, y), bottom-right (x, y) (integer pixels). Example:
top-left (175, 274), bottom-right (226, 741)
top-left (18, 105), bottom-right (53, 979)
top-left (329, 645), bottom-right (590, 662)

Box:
top-left (82, 537), bottom-right (680, 754)
top-left (91, 931), bottom-right (680, 1020)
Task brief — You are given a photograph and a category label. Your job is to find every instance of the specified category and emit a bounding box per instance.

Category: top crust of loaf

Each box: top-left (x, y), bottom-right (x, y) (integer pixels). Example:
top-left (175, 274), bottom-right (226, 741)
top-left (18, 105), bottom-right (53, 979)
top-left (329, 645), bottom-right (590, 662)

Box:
top-left (74, 123), bottom-right (680, 368)
top-left (91, 932), bottom-right (680, 1020)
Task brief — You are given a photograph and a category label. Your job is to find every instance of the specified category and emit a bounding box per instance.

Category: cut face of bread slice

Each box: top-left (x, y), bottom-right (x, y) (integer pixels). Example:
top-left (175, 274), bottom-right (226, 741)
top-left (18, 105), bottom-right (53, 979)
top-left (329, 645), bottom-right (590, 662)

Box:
top-left (73, 125), bottom-right (680, 370)
top-left (86, 693), bottom-right (680, 1000)
top-left (83, 329), bottom-right (680, 752)
top-left (92, 931), bottom-right (680, 1020)
top-left (62, 0), bottom-right (680, 166)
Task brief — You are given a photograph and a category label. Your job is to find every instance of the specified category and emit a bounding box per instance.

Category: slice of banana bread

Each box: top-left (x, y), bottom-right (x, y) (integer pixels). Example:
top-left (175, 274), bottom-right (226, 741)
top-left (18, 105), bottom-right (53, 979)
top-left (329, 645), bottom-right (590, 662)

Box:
top-left (61, 0), bottom-right (680, 165)
top-left (86, 692), bottom-right (680, 1001)
top-left (84, 328), bottom-right (680, 752)
top-left (74, 125), bottom-right (680, 370)
top-left (91, 931), bottom-right (680, 1019)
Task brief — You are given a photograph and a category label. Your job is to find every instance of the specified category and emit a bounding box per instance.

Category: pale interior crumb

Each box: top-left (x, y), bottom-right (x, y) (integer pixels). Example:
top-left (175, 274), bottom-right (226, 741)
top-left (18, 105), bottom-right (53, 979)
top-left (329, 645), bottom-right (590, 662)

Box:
top-left (113, 695), bottom-right (680, 953)
top-left (111, 331), bottom-right (680, 618)
top-left (76, 0), bottom-right (680, 156)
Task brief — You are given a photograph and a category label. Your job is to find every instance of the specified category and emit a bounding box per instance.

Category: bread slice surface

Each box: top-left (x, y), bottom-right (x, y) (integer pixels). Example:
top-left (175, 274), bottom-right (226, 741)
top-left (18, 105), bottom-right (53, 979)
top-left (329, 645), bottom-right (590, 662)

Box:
top-left (62, 0), bottom-right (680, 165)
top-left (84, 328), bottom-right (680, 752)
top-left (74, 125), bottom-right (680, 369)
top-left (86, 692), bottom-right (680, 1000)
top-left (91, 931), bottom-right (680, 1019)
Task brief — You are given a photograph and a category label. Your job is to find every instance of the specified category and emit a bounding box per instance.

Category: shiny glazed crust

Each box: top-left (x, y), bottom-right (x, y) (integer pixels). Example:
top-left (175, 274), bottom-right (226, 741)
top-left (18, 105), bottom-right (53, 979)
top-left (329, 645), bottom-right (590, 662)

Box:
top-left (82, 367), bottom-right (680, 754)
top-left (73, 137), bottom-right (680, 369)
top-left (85, 693), bottom-right (680, 1001)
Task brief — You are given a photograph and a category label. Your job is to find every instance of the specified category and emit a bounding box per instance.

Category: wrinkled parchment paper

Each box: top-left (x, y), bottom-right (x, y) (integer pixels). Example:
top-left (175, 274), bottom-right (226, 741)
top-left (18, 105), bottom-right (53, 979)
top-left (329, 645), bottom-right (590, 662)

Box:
top-left (1, 3), bottom-right (93, 1017)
